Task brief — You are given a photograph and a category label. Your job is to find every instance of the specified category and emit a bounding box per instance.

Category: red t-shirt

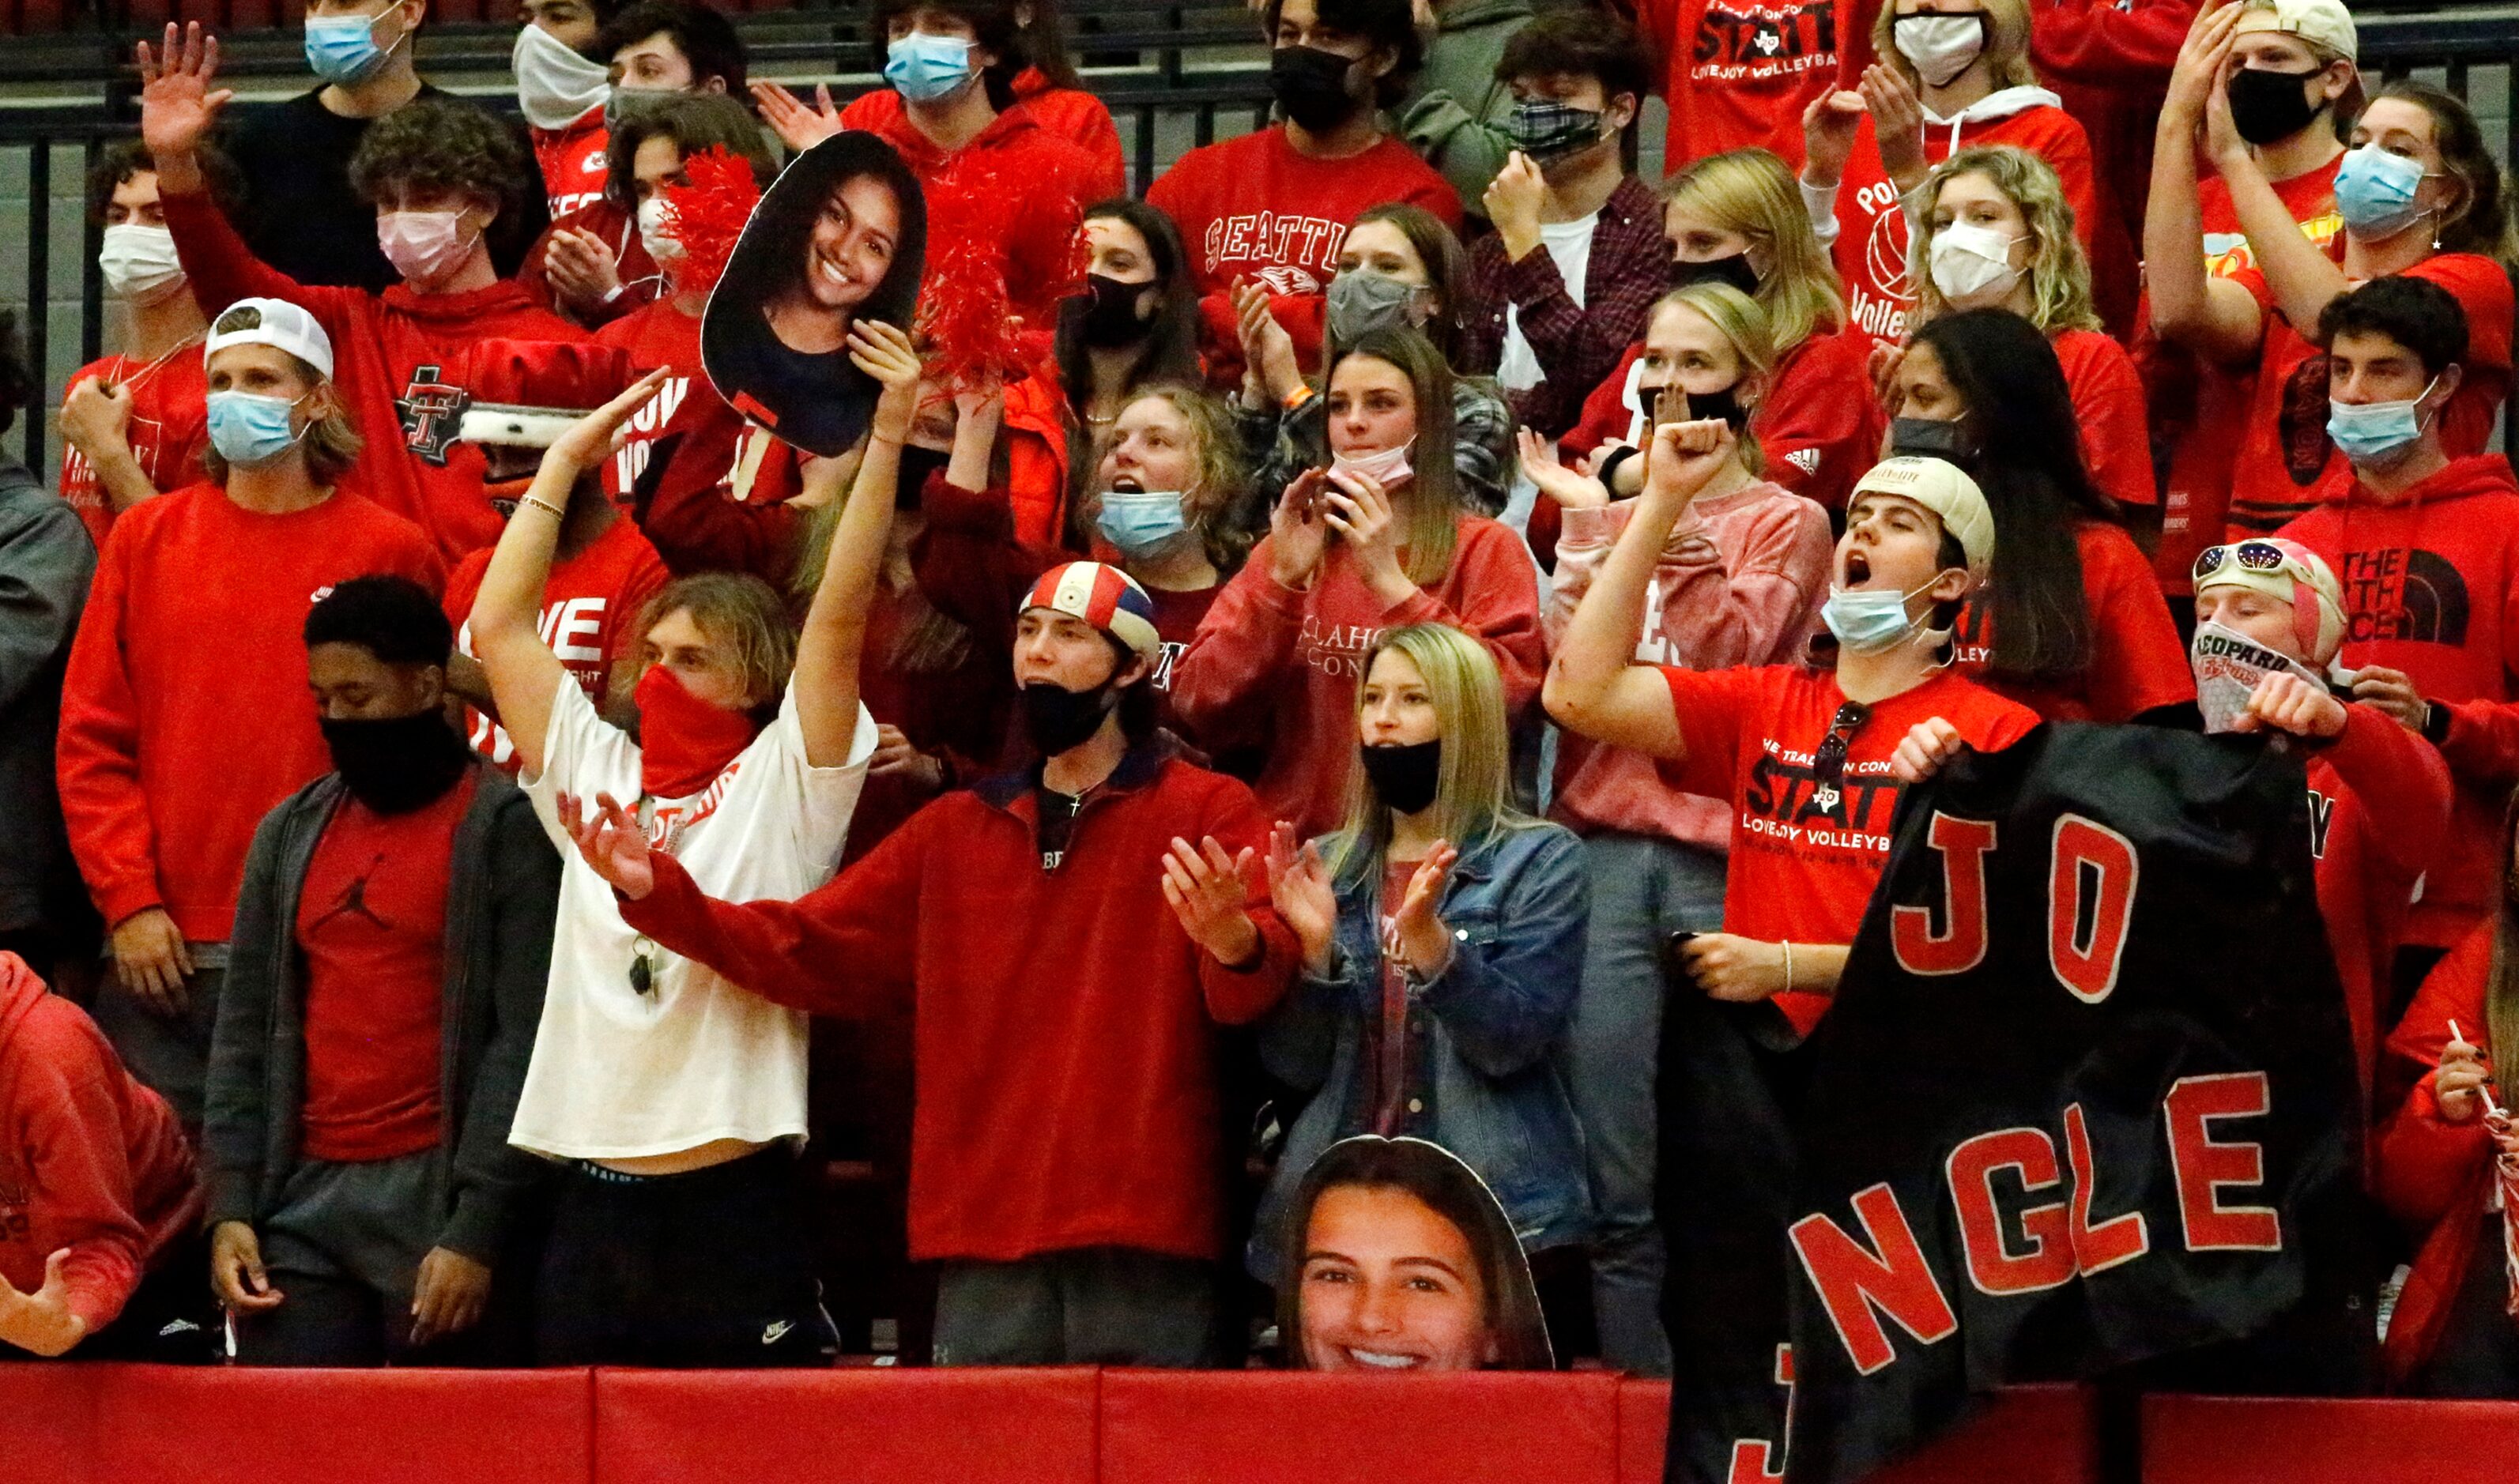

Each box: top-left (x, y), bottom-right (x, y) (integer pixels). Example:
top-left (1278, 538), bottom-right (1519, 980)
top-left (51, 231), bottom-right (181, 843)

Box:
top-left (592, 299), bottom-right (744, 513)
top-left (296, 774), bottom-right (474, 1163)
top-left (2050, 326), bottom-right (2157, 510)
top-left (1658, 663), bottom-right (2040, 1033)
top-left (2227, 252), bottom-right (2514, 536)
top-left (531, 107), bottom-right (612, 220)
top-left (443, 516), bottom-right (670, 769)
top-left (1951, 520), bottom-right (2195, 721)
top-left (1631, 0), bottom-right (1855, 171)
top-left (56, 344), bottom-right (209, 550)
top-left (1148, 126), bottom-right (1464, 301)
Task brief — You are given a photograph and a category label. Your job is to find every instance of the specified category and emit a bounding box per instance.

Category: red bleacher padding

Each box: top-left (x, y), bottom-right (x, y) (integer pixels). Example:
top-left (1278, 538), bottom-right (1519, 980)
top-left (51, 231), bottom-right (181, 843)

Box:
top-left (0, 1364), bottom-right (93, 1484)
top-left (591, 1365), bottom-right (1099, 1484)
top-left (2144, 1395), bottom-right (2519, 1484)
top-left (1616, 1382), bottom-right (2098, 1484)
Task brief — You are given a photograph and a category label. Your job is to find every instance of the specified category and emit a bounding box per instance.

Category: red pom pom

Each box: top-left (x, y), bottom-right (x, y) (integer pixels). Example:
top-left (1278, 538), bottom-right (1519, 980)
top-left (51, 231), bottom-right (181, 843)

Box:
top-left (658, 145), bottom-right (761, 298)
top-left (914, 160), bottom-right (1086, 394)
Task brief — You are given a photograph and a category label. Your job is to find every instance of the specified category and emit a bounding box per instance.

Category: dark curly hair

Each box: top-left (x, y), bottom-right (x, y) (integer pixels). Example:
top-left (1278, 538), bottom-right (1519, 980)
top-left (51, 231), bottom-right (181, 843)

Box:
top-left (304, 574), bottom-right (454, 668)
top-left (88, 137), bottom-right (243, 223)
top-left (347, 98), bottom-right (531, 229)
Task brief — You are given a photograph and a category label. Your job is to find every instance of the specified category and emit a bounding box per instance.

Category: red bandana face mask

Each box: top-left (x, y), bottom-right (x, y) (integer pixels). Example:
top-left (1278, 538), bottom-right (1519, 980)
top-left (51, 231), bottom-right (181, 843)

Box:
top-left (634, 664), bottom-right (759, 800)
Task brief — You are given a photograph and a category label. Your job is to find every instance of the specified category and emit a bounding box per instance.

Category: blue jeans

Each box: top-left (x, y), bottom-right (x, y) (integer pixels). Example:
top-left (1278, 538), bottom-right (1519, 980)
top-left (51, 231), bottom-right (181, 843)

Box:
top-left (1555, 831), bottom-right (1725, 1376)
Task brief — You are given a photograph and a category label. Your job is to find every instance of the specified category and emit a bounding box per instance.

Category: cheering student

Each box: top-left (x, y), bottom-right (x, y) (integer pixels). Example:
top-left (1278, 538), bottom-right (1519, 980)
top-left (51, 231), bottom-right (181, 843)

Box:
top-left (2275, 277), bottom-right (2519, 985)
top-left (1520, 281), bottom-right (1832, 1376)
top-left (2186, 537), bottom-right (2449, 1088)
top-left (1174, 328), bottom-right (1545, 842)
top-left (511, 0), bottom-right (617, 220)
top-left (1148, 0), bottom-right (1461, 380)
top-left (208, 578), bottom-right (560, 1366)
top-left (2377, 829), bottom-right (2519, 1395)
top-left (2140, 0), bottom-right (2359, 597)
top-left (2149, 66), bottom-right (2514, 537)
top-left (564, 559), bottom-right (1299, 1367)
top-left (835, 0), bottom-right (1125, 190)
top-left (1799, 0), bottom-right (2111, 346)
top-left (57, 141), bottom-right (239, 549)
top-left (1235, 205), bottom-right (1514, 522)
top-left (58, 300), bottom-right (442, 1139)
top-left (1456, 8), bottom-right (1665, 442)
top-left (1254, 623), bottom-right (1589, 1346)
top-left (1885, 308), bottom-right (2193, 723)
top-left (142, 24), bottom-right (589, 562)
top-left (466, 332), bottom-right (896, 1367)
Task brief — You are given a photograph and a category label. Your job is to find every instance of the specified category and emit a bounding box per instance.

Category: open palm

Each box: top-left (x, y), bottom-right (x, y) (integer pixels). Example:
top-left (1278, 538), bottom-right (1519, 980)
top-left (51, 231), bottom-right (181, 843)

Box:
top-left (558, 791), bottom-right (656, 900)
top-left (137, 23), bottom-right (232, 160)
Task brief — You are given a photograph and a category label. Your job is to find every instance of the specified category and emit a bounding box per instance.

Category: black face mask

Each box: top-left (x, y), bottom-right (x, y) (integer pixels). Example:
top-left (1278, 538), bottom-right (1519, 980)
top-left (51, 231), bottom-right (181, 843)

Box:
top-left (1888, 415), bottom-right (1974, 461)
top-left (1022, 678), bottom-right (1118, 756)
top-left (1359, 738), bottom-right (1441, 815)
top-left (1685, 382), bottom-right (1751, 433)
top-left (1077, 273), bottom-right (1156, 348)
top-left (1669, 251), bottom-right (1762, 297)
top-left (2226, 66), bottom-right (2325, 147)
top-left (320, 709), bottom-right (470, 815)
top-left (895, 443), bottom-right (952, 510)
top-left (1269, 46), bottom-right (1362, 133)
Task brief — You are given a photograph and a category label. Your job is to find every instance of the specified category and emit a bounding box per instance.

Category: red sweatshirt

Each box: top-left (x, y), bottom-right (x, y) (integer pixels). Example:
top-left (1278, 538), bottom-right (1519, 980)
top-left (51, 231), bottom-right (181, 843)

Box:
top-left (531, 106), bottom-right (612, 219)
top-left (1630, 0), bottom-right (1857, 170)
top-left (840, 67), bottom-right (1126, 200)
top-left (617, 744), bottom-right (1297, 1264)
top-left (2280, 454), bottom-right (2519, 946)
top-left (58, 485), bottom-right (443, 940)
top-left (1952, 519), bottom-right (2193, 721)
top-left (443, 515), bottom-right (670, 770)
top-left (1171, 515), bottom-right (1547, 840)
top-left (2030, 0), bottom-right (2194, 311)
top-left (860, 102), bottom-right (1103, 336)
top-left (0, 955), bottom-right (198, 1343)
top-left (518, 198), bottom-right (662, 330)
top-left (163, 186), bottom-right (592, 563)
top-left (2306, 703), bottom-right (2453, 1091)
top-left (593, 299), bottom-right (746, 514)
top-left (2050, 327), bottom-right (2156, 510)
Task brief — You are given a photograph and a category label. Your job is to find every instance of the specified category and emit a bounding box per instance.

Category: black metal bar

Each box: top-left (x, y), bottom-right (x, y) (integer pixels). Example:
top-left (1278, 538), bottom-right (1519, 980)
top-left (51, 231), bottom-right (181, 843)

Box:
top-left (1133, 100), bottom-right (1157, 199)
top-left (81, 134), bottom-right (104, 366)
top-left (24, 140), bottom-right (49, 476)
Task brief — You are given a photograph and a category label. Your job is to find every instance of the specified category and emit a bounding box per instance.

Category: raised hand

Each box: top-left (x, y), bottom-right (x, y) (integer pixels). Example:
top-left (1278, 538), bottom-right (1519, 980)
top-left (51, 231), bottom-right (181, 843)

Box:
top-left (1483, 151), bottom-right (1549, 262)
top-left (1385, 841), bottom-right (1459, 981)
top-left (1233, 277), bottom-right (1303, 405)
top-left (58, 378), bottom-right (134, 461)
top-left (1859, 63), bottom-right (1929, 191)
top-left (1518, 427), bottom-right (1609, 509)
top-left (543, 228), bottom-right (623, 314)
top-left (1638, 416), bottom-right (1734, 511)
top-left (549, 366), bottom-right (673, 471)
top-left (752, 81), bottom-right (846, 153)
top-left (1269, 467), bottom-right (1332, 589)
top-left (1322, 465), bottom-right (1408, 601)
top-left (1265, 822), bottom-right (1339, 977)
top-left (558, 790), bottom-right (656, 901)
top-left (136, 22), bottom-right (232, 162)
top-left (2166, 0), bottom-right (2244, 125)
top-left (2200, 28), bottom-right (2249, 168)
top-left (1161, 835), bottom-right (1265, 966)
top-left (1801, 87), bottom-right (1865, 189)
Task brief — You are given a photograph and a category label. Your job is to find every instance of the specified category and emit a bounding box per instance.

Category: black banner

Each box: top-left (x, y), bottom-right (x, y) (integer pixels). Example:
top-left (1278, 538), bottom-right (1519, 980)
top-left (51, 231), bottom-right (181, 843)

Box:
top-left (1661, 724), bottom-right (2370, 1484)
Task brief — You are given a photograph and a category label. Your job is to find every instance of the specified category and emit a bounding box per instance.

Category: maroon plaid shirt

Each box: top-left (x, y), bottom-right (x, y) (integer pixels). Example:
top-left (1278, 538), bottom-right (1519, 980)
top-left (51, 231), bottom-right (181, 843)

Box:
top-left (1461, 174), bottom-right (1669, 439)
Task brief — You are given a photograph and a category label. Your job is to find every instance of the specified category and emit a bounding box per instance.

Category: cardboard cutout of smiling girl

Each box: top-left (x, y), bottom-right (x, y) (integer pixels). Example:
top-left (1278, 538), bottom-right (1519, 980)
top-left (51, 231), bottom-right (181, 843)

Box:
top-left (1279, 1136), bottom-right (1553, 1372)
top-left (700, 130), bottom-right (926, 458)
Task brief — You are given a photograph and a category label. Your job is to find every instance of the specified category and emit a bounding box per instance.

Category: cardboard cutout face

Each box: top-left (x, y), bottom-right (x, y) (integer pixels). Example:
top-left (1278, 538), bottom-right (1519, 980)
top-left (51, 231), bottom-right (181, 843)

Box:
top-left (1280, 1136), bottom-right (1553, 1373)
top-left (700, 130), bottom-right (926, 457)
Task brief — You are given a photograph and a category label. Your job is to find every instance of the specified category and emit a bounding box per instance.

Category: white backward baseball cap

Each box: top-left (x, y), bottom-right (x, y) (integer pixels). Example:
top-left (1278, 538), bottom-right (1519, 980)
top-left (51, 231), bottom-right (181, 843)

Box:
top-left (206, 296), bottom-right (334, 380)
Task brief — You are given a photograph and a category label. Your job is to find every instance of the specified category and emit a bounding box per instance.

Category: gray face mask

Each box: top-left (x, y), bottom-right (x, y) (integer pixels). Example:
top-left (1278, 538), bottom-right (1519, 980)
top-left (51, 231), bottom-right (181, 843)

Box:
top-left (1327, 269), bottom-right (1421, 345)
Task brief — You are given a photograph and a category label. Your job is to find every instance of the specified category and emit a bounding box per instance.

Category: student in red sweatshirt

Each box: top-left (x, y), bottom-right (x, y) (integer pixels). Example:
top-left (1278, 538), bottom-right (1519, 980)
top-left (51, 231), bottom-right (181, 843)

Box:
top-left (2277, 277), bottom-right (2519, 975)
top-left (141, 28), bottom-right (590, 563)
top-left (565, 560), bottom-right (1299, 1366)
top-left (1628, 0), bottom-right (1856, 171)
top-left (1173, 327), bottom-right (1545, 842)
top-left (833, 0), bottom-right (1126, 196)
top-left (2149, 70), bottom-right (2513, 538)
top-left (2030, 0), bottom-right (2197, 282)
top-left (0, 952), bottom-right (204, 1360)
top-left (1148, 0), bottom-right (1462, 376)
top-left (58, 299), bottom-right (443, 1135)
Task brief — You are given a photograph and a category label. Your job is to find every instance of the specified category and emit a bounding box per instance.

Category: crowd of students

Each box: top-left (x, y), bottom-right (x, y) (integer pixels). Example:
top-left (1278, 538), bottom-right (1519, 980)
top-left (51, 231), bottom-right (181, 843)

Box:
top-left (0, 0), bottom-right (2513, 1400)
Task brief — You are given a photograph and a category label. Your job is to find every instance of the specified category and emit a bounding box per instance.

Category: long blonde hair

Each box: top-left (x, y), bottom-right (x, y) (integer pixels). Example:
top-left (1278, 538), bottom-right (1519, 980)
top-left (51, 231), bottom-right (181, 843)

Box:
top-left (1657, 282), bottom-right (1777, 477)
top-left (1661, 148), bottom-right (1847, 348)
top-left (1914, 145), bottom-right (2102, 334)
top-left (1872, 0), bottom-right (2038, 92)
top-left (1326, 624), bottom-right (1538, 885)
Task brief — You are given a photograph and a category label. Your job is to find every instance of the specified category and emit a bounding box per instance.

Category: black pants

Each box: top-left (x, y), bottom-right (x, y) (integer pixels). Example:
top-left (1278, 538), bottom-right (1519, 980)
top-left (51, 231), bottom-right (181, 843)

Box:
top-left (535, 1147), bottom-right (835, 1368)
top-left (65, 1230), bottom-right (218, 1363)
top-left (2413, 1212), bottom-right (2519, 1396)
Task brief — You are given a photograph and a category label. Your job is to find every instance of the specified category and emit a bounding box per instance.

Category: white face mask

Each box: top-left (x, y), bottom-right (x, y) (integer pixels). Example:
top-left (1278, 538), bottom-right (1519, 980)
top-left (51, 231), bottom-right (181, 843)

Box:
top-left (377, 209), bottom-right (480, 285)
top-left (1331, 438), bottom-right (1415, 488)
top-left (512, 22), bottom-right (613, 131)
top-left (635, 196), bottom-right (685, 266)
top-left (99, 224), bottom-right (187, 304)
top-left (1928, 221), bottom-right (2023, 303)
top-left (1892, 12), bottom-right (1988, 88)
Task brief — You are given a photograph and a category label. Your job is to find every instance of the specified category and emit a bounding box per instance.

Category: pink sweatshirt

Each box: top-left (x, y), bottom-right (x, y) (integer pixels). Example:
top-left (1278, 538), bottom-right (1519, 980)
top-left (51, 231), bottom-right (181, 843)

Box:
top-left (1543, 481), bottom-right (1835, 848)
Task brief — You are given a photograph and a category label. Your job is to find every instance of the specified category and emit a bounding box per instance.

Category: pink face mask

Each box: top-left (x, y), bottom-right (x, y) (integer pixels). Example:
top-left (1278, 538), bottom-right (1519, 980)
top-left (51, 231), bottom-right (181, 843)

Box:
top-left (376, 209), bottom-right (479, 285)
top-left (1331, 438), bottom-right (1415, 488)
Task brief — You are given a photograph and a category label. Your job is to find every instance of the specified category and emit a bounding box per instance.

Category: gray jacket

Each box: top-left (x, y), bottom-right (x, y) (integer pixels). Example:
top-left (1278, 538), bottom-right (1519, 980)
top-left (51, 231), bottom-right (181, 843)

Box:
top-left (206, 764), bottom-right (559, 1262)
top-left (0, 460), bottom-right (96, 936)
top-left (1393, 0), bottom-right (1537, 217)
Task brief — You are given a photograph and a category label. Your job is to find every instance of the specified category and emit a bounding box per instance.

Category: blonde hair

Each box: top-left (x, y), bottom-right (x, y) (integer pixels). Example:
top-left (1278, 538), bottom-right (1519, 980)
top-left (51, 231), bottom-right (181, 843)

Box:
top-left (1077, 382), bottom-right (1255, 575)
top-left (198, 320), bottom-right (363, 487)
top-left (1325, 624), bottom-right (1538, 885)
top-left (613, 572), bottom-right (798, 717)
top-left (1874, 0), bottom-right (2038, 92)
top-left (1656, 282), bottom-right (1776, 477)
top-left (1914, 145), bottom-right (2102, 334)
top-left (1661, 148), bottom-right (1846, 348)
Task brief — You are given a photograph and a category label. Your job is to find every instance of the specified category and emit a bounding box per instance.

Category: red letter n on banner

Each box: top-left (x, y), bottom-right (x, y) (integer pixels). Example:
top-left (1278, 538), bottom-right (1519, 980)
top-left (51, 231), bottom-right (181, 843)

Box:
top-left (2165, 1073), bottom-right (2282, 1251)
top-left (1892, 813), bottom-right (1998, 976)
top-left (1789, 1185), bottom-right (1959, 1375)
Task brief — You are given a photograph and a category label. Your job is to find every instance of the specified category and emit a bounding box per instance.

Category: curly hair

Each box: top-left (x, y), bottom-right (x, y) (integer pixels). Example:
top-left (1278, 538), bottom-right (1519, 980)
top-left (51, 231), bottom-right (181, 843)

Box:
top-left (88, 137), bottom-right (243, 223)
top-left (1914, 145), bottom-right (2102, 334)
top-left (348, 98), bottom-right (531, 228)
top-left (1074, 382), bottom-right (1255, 576)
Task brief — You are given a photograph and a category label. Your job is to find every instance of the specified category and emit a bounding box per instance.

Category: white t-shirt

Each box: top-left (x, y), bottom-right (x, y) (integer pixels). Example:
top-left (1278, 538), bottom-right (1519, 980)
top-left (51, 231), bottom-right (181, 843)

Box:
top-left (509, 673), bottom-right (877, 1161)
top-left (1495, 213), bottom-right (1601, 394)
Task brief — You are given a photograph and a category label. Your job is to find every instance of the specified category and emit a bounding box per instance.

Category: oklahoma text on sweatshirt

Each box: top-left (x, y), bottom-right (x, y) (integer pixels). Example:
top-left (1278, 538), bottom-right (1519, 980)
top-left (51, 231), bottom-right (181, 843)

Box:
top-left (0, 953), bottom-right (198, 1341)
top-left (2281, 454), bottom-right (2519, 944)
top-left (1544, 484), bottom-right (1833, 849)
top-left (1170, 514), bottom-right (1545, 840)
top-left (58, 485), bottom-right (443, 940)
top-left (840, 67), bottom-right (1126, 200)
top-left (617, 743), bottom-right (1297, 1264)
top-left (164, 184), bottom-right (592, 562)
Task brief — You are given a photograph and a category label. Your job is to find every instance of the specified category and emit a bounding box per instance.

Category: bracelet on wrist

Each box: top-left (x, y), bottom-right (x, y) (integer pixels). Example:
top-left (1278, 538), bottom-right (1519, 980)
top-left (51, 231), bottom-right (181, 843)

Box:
top-left (1282, 384), bottom-right (1316, 414)
top-left (517, 493), bottom-right (568, 521)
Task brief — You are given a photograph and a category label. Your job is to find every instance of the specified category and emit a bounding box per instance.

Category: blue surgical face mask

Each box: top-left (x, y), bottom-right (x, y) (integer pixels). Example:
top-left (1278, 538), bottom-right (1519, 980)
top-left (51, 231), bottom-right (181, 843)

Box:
top-left (2327, 375), bottom-right (2441, 467)
top-left (206, 390), bottom-right (310, 468)
top-left (1095, 491), bottom-right (1194, 559)
top-left (1820, 576), bottom-right (1944, 654)
top-left (304, 9), bottom-right (403, 85)
top-left (886, 32), bottom-right (977, 103)
top-left (2333, 144), bottom-right (2434, 240)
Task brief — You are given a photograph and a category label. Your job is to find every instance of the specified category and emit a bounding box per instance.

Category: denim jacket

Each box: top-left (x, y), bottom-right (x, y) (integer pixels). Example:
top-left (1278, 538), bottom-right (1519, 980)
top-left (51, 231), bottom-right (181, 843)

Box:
top-left (1247, 818), bottom-right (1591, 1280)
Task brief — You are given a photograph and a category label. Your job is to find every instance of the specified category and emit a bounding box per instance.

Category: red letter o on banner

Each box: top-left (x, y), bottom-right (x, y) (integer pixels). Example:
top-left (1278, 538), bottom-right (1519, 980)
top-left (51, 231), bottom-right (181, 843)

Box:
top-left (2048, 815), bottom-right (2137, 1004)
top-left (1892, 813), bottom-right (1998, 976)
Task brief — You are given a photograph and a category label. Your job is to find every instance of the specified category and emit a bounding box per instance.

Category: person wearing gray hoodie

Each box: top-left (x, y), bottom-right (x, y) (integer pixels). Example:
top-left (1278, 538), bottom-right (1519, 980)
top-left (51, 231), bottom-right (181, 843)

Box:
top-left (1395, 0), bottom-right (1537, 218)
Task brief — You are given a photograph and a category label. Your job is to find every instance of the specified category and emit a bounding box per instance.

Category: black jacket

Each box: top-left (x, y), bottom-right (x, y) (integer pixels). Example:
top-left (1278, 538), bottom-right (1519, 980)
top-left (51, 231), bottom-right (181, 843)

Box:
top-left (0, 458), bottom-right (95, 936)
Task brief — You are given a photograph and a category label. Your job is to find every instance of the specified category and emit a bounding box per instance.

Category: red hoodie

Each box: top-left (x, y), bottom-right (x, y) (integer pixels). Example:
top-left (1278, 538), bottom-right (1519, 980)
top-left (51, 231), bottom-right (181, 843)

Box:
top-left (0, 954), bottom-right (198, 1342)
top-left (2305, 703), bottom-right (2453, 1091)
top-left (1170, 515), bottom-right (1546, 840)
top-left (860, 102), bottom-right (1103, 336)
top-left (839, 67), bottom-right (1126, 200)
top-left (593, 299), bottom-right (746, 515)
top-left (531, 106), bottom-right (612, 219)
top-left (163, 185), bottom-right (592, 562)
top-left (2281, 454), bottom-right (2519, 946)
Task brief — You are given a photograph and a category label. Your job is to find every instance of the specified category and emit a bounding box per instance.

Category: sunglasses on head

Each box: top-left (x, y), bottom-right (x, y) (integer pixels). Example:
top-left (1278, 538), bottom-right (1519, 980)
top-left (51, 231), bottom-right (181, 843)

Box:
top-left (2193, 540), bottom-right (2292, 581)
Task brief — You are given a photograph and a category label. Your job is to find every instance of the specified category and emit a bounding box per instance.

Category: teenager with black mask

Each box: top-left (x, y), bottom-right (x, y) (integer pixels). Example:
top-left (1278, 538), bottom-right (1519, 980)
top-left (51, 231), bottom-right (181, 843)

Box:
top-left (208, 576), bottom-right (559, 1365)
top-left (564, 558), bottom-right (1299, 1366)
top-left (1054, 200), bottom-right (1204, 453)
